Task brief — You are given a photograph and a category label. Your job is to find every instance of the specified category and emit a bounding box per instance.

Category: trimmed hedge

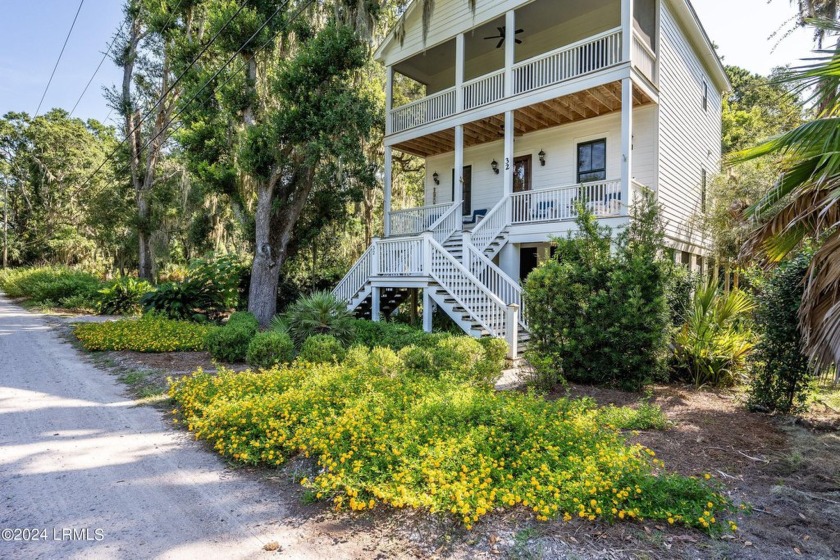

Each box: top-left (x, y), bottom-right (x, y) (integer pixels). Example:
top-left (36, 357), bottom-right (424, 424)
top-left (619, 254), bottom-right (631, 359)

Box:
top-left (247, 331), bottom-right (295, 369)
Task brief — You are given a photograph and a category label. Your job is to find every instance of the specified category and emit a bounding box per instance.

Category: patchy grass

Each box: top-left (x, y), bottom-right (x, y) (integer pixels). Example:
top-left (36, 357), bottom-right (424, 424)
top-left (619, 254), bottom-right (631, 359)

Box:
top-left (598, 401), bottom-right (672, 431)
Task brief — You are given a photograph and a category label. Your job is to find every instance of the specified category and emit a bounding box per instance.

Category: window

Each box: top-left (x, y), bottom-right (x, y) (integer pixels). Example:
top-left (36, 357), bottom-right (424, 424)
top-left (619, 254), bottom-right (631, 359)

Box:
top-left (701, 168), bottom-right (707, 213)
top-left (703, 81), bottom-right (708, 111)
top-left (577, 139), bottom-right (607, 183)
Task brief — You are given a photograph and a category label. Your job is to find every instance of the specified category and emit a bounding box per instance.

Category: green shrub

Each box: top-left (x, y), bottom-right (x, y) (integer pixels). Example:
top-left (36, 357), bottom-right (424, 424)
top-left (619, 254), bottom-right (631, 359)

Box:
top-left (285, 291), bottom-right (355, 345)
top-left (351, 319), bottom-right (445, 350)
top-left (97, 277), bottom-right (153, 315)
top-left (524, 195), bottom-right (671, 391)
top-left (227, 311), bottom-right (259, 331)
top-left (207, 324), bottom-right (256, 363)
top-left (140, 255), bottom-right (248, 322)
top-left (298, 334), bottom-right (346, 363)
top-left (0, 266), bottom-right (102, 308)
top-left (247, 331), bottom-right (295, 369)
top-left (672, 279), bottom-right (755, 387)
top-left (170, 362), bottom-right (730, 533)
top-left (748, 252), bottom-right (816, 413)
top-left (74, 314), bottom-right (210, 352)
top-left (345, 345), bottom-right (403, 377)
top-left (666, 265), bottom-right (698, 328)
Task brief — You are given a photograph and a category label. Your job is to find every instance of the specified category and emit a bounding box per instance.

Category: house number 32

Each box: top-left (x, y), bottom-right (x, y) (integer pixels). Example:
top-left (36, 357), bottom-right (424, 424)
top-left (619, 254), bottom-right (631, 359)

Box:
top-left (505, 158), bottom-right (510, 170)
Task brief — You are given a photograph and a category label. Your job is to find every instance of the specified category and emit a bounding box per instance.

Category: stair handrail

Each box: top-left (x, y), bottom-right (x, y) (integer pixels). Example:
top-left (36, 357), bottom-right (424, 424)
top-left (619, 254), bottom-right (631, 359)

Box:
top-left (332, 243), bottom-right (374, 303)
top-left (464, 238), bottom-right (528, 330)
top-left (426, 235), bottom-right (509, 338)
top-left (426, 201), bottom-right (463, 244)
top-left (470, 195), bottom-right (511, 253)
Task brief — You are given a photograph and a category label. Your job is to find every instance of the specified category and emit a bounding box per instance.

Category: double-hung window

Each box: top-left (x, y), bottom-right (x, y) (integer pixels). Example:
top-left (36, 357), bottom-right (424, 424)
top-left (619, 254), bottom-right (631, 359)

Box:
top-left (577, 139), bottom-right (607, 183)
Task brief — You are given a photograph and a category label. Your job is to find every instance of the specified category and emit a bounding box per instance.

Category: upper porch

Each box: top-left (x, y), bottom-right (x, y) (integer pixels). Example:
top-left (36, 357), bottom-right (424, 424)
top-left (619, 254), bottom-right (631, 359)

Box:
top-left (383, 0), bottom-right (658, 139)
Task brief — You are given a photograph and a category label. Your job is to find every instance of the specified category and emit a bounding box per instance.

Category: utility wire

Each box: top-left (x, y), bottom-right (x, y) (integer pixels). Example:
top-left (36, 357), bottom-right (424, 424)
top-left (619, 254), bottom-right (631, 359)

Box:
top-left (35, 0), bottom-right (86, 117)
top-left (70, 24), bottom-right (125, 117)
top-left (79, 0), bottom-right (310, 191)
top-left (79, 1), bottom-right (251, 188)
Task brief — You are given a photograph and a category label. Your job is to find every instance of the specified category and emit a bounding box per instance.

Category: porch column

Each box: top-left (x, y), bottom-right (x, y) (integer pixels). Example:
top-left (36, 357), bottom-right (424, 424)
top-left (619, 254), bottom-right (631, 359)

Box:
top-left (455, 33), bottom-right (465, 111)
top-left (503, 110), bottom-right (514, 196)
top-left (384, 145), bottom-right (393, 237)
top-left (385, 66), bottom-right (394, 134)
top-left (621, 0), bottom-right (634, 62)
top-left (422, 288), bottom-right (433, 333)
top-left (371, 287), bottom-right (381, 323)
top-left (454, 125), bottom-right (464, 212)
top-left (504, 10), bottom-right (515, 97)
top-left (621, 77), bottom-right (633, 212)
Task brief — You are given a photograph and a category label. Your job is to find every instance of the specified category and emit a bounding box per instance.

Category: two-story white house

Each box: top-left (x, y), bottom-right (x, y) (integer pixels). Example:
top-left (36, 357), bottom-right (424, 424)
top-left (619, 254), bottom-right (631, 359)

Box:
top-left (333, 0), bottom-right (729, 357)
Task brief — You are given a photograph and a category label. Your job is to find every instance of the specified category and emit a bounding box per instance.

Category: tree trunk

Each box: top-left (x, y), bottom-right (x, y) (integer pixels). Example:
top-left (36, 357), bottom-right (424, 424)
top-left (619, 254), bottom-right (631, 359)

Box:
top-left (137, 192), bottom-right (153, 280)
top-left (248, 183), bottom-right (279, 325)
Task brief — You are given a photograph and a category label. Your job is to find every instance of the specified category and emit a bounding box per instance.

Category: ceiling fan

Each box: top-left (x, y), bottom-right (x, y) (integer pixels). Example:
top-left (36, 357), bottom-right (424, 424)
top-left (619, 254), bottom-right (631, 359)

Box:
top-left (484, 26), bottom-right (524, 49)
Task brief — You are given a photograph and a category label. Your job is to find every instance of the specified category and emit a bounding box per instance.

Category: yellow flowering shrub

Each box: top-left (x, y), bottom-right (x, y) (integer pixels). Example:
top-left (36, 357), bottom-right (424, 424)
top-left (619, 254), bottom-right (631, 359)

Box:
top-left (74, 314), bottom-right (211, 352)
top-left (170, 361), bottom-right (730, 532)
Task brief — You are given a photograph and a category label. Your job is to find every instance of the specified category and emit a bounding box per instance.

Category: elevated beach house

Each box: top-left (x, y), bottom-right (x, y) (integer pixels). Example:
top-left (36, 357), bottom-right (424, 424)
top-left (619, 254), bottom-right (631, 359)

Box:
top-left (333, 0), bottom-right (729, 357)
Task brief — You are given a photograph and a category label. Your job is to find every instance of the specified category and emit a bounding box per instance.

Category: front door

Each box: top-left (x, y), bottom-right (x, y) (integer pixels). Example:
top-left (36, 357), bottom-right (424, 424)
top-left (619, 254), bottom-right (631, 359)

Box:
top-left (513, 155), bottom-right (532, 221)
top-left (452, 165), bottom-right (472, 216)
top-left (513, 155), bottom-right (532, 193)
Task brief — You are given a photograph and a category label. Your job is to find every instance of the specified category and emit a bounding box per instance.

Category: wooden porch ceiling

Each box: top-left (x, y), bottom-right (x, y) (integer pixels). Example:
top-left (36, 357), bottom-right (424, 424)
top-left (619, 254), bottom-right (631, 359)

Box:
top-left (393, 81), bottom-right (653, 158)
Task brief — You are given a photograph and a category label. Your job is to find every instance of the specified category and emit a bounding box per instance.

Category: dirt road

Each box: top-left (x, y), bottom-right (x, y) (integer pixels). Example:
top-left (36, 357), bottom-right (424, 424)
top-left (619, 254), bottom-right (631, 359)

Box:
top-left (0, 296), bottom-right (377, 559)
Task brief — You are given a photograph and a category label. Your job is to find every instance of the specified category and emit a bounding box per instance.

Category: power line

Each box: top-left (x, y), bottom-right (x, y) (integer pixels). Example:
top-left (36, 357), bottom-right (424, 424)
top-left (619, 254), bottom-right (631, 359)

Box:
top-left (70, 24), bottom-right (125, 117)
top-left (35, 0), bottom-right (86, 117)
top-left (79, 0), bottom-right (308, 191)
top-left (80, 1), bottom-right (251, 187)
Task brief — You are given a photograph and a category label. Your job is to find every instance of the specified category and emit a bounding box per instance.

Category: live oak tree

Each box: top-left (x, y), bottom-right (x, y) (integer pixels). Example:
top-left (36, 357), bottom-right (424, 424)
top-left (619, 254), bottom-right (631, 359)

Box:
top-left (177, 2), bottom-right (378, 325)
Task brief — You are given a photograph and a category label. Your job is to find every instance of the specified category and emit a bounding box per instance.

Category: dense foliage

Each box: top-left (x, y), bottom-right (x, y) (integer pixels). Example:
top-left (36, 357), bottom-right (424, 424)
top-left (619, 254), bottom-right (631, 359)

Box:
top-left (298, 335), bottom-right (347, 364)
top-left (0, 266), bottom-right (102, 310)
top-left (524, 196), bottom-right (671, 390)
top-left (672, 280), bottom-right (755, 387)
top-left (74, 314), bottom-right (210, 352)
top-left (284, 291), bottom-right (355, 345)
top-left (170, 361), bottom-right (730, 533)
top-left (748, 252), bottom-right (816, 413)
top-left (246, 331), bottom-right (295, 369)
top-left (207, 317), bottom-right (259, 364)
top-left (96, 277), bottom-right (153, 315)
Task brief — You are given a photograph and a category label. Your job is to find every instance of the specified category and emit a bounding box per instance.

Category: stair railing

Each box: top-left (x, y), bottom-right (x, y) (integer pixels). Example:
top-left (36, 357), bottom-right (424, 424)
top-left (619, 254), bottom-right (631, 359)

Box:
top-left (470, 195), bottom-right (511, 253)
top-left (425, 234), bottom-right (509, 338)
top-left (463, 234), bottom-right (528, 330)
top-left (426, 201), bottom-right (463, 245)
top-left (333, 244), bottom-right (374, 303)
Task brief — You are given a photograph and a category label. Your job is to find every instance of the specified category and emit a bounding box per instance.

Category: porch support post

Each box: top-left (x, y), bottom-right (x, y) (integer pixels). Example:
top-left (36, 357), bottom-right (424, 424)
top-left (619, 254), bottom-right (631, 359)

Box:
top-left (505, 304), bottom-right (519, 361)
top-left (621, 77), bottom-right (633, 214)
top-left (371, 287), bottom-right (381, 322)
top-left (455, 33), bottom-right (465, 111)
top-left (385, 65), bottom-right (394, 135)
top-left (621, 0), bottom-right (634, 62)
top-left (454, 125), bottom-right (464, 213)
top-left (504, 10), bottom-right (515, 96)
top-left (422, 288), bottom-right (433, 333)
top-left (384, 145), bottom-right (393, 237)
top-left (503, 110), bottom-right (514, 222)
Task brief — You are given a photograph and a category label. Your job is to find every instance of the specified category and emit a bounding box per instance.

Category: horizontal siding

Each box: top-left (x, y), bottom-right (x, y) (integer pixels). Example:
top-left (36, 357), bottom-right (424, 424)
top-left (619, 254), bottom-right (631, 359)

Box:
top-left (418, 108), bottom-right (656, 216)
top-left (657, 2), bottom-right (721, 249)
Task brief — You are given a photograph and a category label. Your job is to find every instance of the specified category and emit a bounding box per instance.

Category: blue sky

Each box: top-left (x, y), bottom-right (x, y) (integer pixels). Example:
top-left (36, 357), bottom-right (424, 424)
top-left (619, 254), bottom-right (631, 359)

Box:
top-left (0, 0), bottom-right (821, 125)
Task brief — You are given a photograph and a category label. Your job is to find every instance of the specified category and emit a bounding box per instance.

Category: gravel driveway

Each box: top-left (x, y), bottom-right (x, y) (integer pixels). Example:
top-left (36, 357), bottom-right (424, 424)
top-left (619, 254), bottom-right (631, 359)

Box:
top-left (0, 296), bottom-right (374, 559)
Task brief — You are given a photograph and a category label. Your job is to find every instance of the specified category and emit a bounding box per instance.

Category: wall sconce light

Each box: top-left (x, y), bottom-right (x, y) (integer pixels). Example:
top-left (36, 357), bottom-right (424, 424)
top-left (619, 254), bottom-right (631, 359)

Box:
top-left (432, 172), bottom-right (440, 185)
top-left (491, 160), bottom-right (499, 174)
top-left (538, 150), bottom-right (546, 166)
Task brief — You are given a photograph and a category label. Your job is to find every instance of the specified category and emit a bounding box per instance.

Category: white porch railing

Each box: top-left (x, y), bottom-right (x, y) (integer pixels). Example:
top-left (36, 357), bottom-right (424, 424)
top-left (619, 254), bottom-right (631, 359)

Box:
top-left (390, 203), bottom-right (454, 237)
top-left (511, 179), bottom-right (623, 224)
top-left (464, 240), bottom-right (527, 330)
top-left (463, 69), bottom-right (505, 111)
top-left (512, 28), bottom-right (622, 96)
top-left (632, 31), bottom-right (656, 83)
top-left (428, 201), bottom-right (463, 244)
top-left (375, 237), bottom-right (425, 276)
top-left (334, 245), bottom-right (373, 303)
top-left (390, 87), bottom-right (456, 134)
top-left (428, 237), bottom-right (509, 338)
top-left (470, 196), bottom-right (511, 254)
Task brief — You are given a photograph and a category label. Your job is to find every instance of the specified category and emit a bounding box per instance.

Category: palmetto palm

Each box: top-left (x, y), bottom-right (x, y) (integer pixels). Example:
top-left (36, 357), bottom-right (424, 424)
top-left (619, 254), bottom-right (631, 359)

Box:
top-left (734, 19), bottom-right (840, 370)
